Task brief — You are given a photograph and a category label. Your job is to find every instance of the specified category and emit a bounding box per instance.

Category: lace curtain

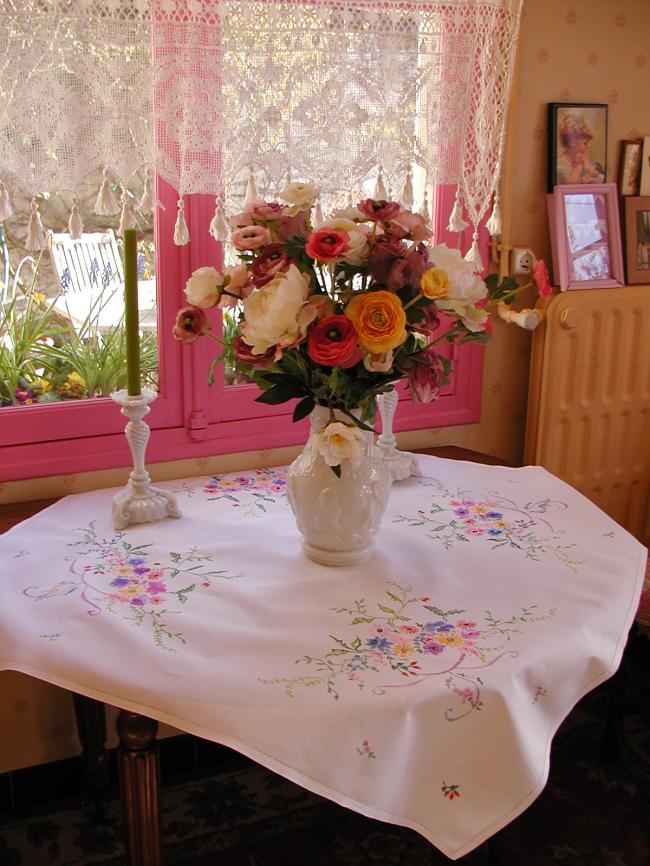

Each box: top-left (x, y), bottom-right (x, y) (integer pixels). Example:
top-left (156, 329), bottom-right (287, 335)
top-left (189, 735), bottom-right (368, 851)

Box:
top-left (0, 0), bottom-right (523, 256)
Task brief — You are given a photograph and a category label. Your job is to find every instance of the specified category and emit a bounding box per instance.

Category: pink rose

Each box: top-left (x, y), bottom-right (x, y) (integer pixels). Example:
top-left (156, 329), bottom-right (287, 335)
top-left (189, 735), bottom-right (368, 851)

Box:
top-left (244, 199), bottom-right (286, 221)
top-left (172, 306), bottom-right (209, 343)
top-left (229, 211), bottom-right (255, 230)
top-left (232, 225), bottom-right (272, 251)
top-left (219, 265), bottom-right (254, 309)
top-left (277, 211), bottom-right (307, 241)
top-left (387, 209), bottom-right (431, 241)
top-left (305, 229), bottom-right (350, 262)
top-left (357, 198), bottom-right (402, 222)
top-left (251, 243), bottom-right (291, 287)
top-left (413, 305), bottom-right (441, 335)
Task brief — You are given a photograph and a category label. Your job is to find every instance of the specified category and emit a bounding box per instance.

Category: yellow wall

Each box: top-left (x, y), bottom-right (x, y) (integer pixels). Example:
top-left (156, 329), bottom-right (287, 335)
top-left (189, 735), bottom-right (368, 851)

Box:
top-left (1, 0), bottom-right (649, 771)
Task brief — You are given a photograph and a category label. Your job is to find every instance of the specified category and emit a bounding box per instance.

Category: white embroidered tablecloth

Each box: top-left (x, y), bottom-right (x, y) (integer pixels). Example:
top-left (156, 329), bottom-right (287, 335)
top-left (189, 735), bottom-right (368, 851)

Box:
top-left (0, 455), bottom-right (646, 860)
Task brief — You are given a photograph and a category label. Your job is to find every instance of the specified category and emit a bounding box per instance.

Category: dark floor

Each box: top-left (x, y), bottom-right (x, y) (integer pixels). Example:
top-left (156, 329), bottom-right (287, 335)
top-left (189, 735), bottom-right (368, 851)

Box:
top-left (1, 632), bottom-right (649, 866)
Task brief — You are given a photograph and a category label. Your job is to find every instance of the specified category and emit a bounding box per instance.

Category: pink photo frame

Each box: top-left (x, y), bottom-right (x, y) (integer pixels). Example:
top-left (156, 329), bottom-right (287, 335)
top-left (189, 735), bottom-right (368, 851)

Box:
top-left (547, 183), bottom-right (625, 291)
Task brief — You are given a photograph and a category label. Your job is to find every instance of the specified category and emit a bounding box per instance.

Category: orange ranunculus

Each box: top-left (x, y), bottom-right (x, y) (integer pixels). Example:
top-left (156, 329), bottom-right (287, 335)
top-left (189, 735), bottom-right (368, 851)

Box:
top-left (344, 290), bottom-right (407, 354)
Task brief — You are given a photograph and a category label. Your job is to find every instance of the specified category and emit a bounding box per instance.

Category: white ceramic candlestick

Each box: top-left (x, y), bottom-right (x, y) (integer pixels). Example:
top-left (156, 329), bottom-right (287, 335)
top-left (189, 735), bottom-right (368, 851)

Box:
top-left (111, 389), bottom-right (182, 530)
top-left (376, 388), bottom-right (419, 481)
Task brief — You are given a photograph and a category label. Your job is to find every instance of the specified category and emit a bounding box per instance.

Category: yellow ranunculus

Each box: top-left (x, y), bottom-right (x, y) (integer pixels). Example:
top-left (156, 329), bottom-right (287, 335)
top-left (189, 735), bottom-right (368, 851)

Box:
top-left (420, 268), bottom-right (449, 299)
top-left (344, 290), bottom-right (406, 354)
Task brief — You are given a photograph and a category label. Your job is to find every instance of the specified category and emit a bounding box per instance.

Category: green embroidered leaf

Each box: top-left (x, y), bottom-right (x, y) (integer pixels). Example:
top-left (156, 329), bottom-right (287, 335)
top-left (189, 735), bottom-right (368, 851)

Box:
top-left (351, 636), bottom-right (362, 650)
top-left (351, 616), bottom-right (374, 625)
top-left (169, 552), bottom-right (182, 562)
top-left (377, 604), bottom-right (396, 614)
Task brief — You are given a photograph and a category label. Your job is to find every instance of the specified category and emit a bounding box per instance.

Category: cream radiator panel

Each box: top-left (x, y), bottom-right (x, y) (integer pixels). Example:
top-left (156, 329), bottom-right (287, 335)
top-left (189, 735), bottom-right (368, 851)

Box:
top-left (524, 286), bottom-right (650, 545)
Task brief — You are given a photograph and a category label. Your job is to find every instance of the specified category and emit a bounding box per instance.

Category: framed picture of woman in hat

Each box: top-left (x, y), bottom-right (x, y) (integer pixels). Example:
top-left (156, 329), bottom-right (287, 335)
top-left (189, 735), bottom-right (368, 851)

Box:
top-left (548, 103), bottom-right (608, 192)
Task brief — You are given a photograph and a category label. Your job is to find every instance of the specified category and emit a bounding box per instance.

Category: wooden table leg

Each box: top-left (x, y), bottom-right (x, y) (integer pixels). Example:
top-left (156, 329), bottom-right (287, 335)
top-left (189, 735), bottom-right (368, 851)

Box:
top-left (72, 693), bottom-right (110, 819)
top-left (117, 710), bottom-right (162, 866)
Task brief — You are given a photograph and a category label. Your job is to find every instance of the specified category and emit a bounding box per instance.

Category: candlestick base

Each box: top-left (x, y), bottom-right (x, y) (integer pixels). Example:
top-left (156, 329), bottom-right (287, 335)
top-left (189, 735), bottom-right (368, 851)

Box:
top-left (376, 388), bottom-right (419, 482)
top-left (111, 389), bottom-right (182, 530)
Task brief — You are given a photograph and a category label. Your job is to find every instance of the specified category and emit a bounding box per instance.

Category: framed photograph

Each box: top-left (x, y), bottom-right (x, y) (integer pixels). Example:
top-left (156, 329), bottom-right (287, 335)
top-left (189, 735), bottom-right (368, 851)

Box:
top-left (639, 137), bottom-right (650, 195)
top-left (548, 103), bottom-right (608, 192)
top-left (623, 196), bottom-right (650, 283)
top-left (547, 183), bottom-right (624, 291)
top-left (618, 139), bottom-right (643, 196)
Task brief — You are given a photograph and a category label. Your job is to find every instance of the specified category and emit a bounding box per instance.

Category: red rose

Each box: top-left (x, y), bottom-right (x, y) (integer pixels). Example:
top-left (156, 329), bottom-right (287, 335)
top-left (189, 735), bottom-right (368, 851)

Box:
top-left (357, 198), bottom-right (402, 223)
top-left (172, 306), bottom-right (209, 343)
top-left (305, 229), bottom-right (350, 262)
top-left (233, 335), bottom-right (275, 369)
top-left (308, 315), bottom-right (362, 368)
top-left (251, 243), bottom-right (290, 287)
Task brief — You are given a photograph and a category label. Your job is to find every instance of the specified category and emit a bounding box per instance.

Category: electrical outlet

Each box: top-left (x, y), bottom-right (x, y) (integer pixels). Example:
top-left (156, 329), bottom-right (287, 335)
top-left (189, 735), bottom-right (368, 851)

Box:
top-left (510, 248), bottom-right (535, 275)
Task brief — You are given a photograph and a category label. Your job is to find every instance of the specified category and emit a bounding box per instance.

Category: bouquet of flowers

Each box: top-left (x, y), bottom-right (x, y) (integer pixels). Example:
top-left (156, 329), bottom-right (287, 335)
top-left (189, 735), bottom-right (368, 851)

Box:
top-left (173, 181), bottom-right (542, 469)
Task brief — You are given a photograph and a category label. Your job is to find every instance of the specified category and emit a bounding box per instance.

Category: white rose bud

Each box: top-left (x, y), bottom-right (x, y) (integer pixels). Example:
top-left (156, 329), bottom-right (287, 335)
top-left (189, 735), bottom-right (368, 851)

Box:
top-left (184, 266), bottom-right (225, 308)
top-left (313, 421), bottom-right (366, 466)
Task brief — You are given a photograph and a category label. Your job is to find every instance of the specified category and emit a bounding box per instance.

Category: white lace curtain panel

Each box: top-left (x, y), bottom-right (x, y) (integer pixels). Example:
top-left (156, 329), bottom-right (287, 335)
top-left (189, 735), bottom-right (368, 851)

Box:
top-left (0, 0), bottom-right (523, 254)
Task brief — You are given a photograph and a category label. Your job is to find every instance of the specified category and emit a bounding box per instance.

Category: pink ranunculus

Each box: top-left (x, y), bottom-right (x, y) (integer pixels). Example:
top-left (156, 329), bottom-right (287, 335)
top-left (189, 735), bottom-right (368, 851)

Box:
top-left (387, 243), bottom-right (429, 292)
top-left (231, 225), bottom-right (272, 251)
top-left (368, 234), bottom-right (407, 283)
top-left (357, 198), bottom-right (402, 223)
top-left (172, 306), bottom-right (209, 343)
top-left (229, 211), bottom-right (255, 230)
top-left (305, 229), bottom-right (350, 262)
top-left (244, 199), bottom-right (286, 222)
top-left (533, 258), bottom-right (552, 298)
top-left (413, 305), bottom-right (441, 335)
top-left (387, 209), bottom-right (431, 241)
top-left (219, 265), bottom-right (254, 309)
top-left (404, 348), bottom-right (444, 404)
top-left (251, 243), bottom-right (291, 287)
top-left (233, 335), bottom-right (276, 370)
top-left (277, 211), bottom-right (307, 241)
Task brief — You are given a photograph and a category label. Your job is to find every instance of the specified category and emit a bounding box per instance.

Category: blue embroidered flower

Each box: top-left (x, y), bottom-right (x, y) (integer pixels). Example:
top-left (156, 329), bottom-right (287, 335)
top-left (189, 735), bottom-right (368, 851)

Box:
top-left (110, 577), bottom-right (129, 588)
top-left (487, 528), bottom-right (503, 537)
top-left (485, 511), bottom-right (503, 519)
top-left (424, 621), bottom-right (454, 634)
top-left (127, 556), bottom-right (147, 566)
top-left (366, 636), bottom-right (392, 652)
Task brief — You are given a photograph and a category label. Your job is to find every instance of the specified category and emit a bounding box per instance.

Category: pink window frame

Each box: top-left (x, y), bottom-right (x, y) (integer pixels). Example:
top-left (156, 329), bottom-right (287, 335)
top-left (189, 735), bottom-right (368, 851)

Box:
top-left (0, 181), bottom-right (487, 483)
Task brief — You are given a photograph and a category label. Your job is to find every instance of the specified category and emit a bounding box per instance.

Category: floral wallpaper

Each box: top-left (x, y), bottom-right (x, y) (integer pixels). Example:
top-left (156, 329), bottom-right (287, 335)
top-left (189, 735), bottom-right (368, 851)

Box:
top-left (1, 0), bottom-right (649, 771)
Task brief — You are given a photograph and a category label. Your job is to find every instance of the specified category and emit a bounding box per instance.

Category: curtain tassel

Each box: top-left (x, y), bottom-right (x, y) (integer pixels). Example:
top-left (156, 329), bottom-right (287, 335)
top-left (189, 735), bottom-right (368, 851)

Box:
top-left (26, 197), bottom-right (46, 251)
top-left (209, 199), bottom-right (228, 242)
top-left (68, 197), bottom-right (84, 240)
top-left (419, 190), bottom-right (430, 223)
top-left (313, 200), bottom-right (323, 227)
top-left (373, 166), bottom-right (388, 200)
top-left (464, 230), bottom-right (483, 273)
top-left (447, 187), bottom-right (469, 233)
top-left (174, 198), bottom-right (190, 245)
top-left (137, 169), bottom-right (164, 214)
top-left (95, 167), bottom-right (120, 216)
top-left (0, 181), bottom-right (13, 222)
top-left (400, 169), bottom-right (414, 210)
top-left (243, 169), bottom-right (258, 206)
top-left (119, 193), bottom-right (137, 235)
top-left (485, 191), bottom-right (502, 236)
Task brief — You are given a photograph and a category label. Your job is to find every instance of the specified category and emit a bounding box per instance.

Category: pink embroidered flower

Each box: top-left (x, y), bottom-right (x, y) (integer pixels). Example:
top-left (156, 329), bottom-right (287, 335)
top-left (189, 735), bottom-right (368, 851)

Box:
top-left (232, 225), bottom-right (272, 251)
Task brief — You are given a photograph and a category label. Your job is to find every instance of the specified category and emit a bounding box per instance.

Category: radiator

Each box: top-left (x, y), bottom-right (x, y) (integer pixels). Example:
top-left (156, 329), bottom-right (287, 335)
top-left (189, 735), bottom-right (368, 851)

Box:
top-left (524, 285), bottom-right (650, 546)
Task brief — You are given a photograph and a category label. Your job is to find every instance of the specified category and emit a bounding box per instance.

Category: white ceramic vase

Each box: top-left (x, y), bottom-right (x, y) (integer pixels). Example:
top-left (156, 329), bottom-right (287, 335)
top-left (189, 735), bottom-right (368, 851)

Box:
top-left (286, 406), bottom-right (393, 566)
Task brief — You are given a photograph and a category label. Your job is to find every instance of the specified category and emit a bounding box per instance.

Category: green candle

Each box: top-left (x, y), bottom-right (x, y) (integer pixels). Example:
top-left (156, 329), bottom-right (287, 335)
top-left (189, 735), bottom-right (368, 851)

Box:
top-left (123, 228), bottom-right (141, 396)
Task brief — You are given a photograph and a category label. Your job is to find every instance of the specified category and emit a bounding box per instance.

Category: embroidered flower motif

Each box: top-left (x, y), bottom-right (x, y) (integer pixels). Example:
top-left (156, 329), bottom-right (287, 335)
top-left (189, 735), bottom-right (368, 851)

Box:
top-left (442, 781), bottom-right (460, 800)
top-left (357, 740), bottom-right (377, 759)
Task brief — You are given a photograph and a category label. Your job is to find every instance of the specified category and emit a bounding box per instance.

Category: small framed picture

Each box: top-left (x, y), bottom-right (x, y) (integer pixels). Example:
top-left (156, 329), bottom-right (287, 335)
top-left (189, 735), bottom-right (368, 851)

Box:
top-left (639, 137), bottom-right (650, 195)
top-left (547, 183), bottom-right (624, 291)
top-left (623, 196), bottom-right (650, 283)
top-left (548, 103), bottom-right (608, 192)
top-left (618, 139), bottom-right (643, 196)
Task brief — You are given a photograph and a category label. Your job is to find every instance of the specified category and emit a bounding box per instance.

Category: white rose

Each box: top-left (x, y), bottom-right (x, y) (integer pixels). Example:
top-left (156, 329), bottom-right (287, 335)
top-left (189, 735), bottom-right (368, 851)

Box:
top-left (184, 266), bottom-right (225, 308)
top-left (240, 264), bottom-right (312, 355)
top-left (428, 245), bottom-right (487, 327)
top-left (319, 217), bottom-right (370, 266)
top-left (313, 421), bottom-right (366, 466)
top-left (362, 349), bottom-right (394, 373)
top-left (278, 181), bottom-right (320, 215)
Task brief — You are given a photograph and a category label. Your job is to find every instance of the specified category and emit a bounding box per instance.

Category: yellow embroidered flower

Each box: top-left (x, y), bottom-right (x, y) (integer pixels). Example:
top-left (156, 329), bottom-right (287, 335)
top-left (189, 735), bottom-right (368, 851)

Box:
top-left (33, 291), bottom-right (46, 303)
top-left (435, 632), bottom-right (464, 648)
top-left (420, 268), bottom-right (449, 299)
top-left (344, 290), bottom-right (406, 354)
top-left (392, 642), bottom-right (416, 658)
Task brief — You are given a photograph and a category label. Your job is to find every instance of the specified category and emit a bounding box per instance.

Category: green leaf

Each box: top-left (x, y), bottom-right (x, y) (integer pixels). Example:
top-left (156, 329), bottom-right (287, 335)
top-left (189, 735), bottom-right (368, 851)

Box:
top-left (293, 396), bottom-right (314, 422)
top-left (255, 384), bottom-right (303, 405)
